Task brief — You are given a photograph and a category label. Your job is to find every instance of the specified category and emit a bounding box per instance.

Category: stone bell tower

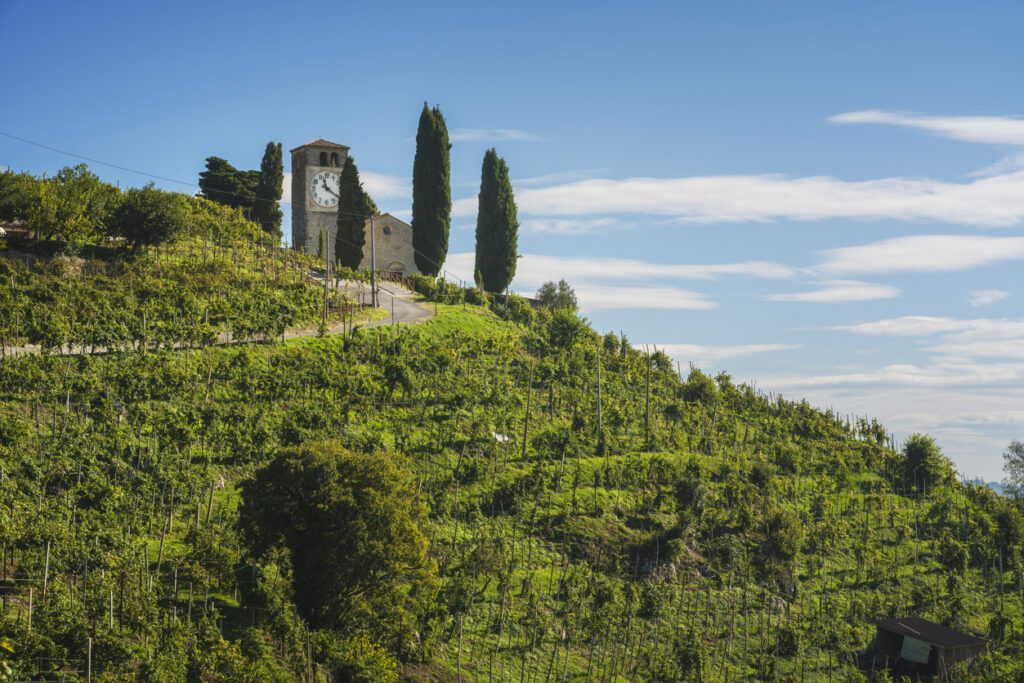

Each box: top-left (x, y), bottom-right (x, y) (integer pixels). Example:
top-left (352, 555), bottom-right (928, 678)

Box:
top-left (290, 139), bottom-right (350, 258)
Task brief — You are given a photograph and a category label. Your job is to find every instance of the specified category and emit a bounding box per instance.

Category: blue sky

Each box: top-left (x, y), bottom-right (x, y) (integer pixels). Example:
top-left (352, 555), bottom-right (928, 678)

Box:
top-left (3, 1), bottom-right (1023, 480)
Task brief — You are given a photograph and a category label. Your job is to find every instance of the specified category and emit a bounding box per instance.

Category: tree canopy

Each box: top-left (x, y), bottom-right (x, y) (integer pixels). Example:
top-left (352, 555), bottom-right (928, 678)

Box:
top-left (1002, 439), bottom-right (1024, 495)
top-left (198, 156), bottom-right (257, 212)
top-left (411, 103), bottom-right (451, 276)
top-left (25, 164), bottom-right (121, 241)
top-left (0, 169), bottom-right (38, 222)
top-left (110, 183), bottom-right (189, 248)
top-left (335, 157), bottom-right (372, 269)
top-left (251, 141), bottom-right (284, 238)
top-left (238, 441), bottom-right (433, 631)
top-left (474, 148), bottom-right (519, 292)
top-left (536, 279), bottom-right (578, 312)
top-left (902, 432), bottom-right (953, 489)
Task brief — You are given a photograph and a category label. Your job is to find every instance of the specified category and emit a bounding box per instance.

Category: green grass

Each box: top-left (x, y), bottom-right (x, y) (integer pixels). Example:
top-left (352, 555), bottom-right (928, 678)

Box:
top-left (413, 301), bottom-right (515, 336)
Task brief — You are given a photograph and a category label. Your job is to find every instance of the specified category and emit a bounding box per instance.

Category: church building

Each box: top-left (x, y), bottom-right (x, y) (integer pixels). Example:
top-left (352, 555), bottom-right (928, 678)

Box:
top-left (290, 138), bottom-right (419, 276)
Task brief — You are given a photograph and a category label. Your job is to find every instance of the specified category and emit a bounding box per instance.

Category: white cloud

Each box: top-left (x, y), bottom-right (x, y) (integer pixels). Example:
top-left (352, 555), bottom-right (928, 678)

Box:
top-left (576, 284), bottom-right (716, 312)
top-left (439, 253), bottom-right (479, 283)
top-left (835, 316), bottom-right (967, 337)
top-left (449, 128), bottom-right (544, 143)
top-left (835, 316), bottom-right (1024, 340)
top-left (361, 171), bottom-right (410, 200)
top-left (925, 340), bottom-right (1024, 359)
top-left (445, 252), bottom-right (797, 311)
top-left (813, 235), bottom-right (1024, 275)
top-left (281, 172), bottom-right (292, 204)
top-left (968, 289), bottom-right (1008, 306)
top-left (766, 280), bottom-right (901, 303)
top-left (830, 110), bottom-right (1024, 146)
top-left (514, 168), bottom-right (609, 186)
top-left (450, 172), bottom-right (1024, 227)
top-left (766, 359), bottom-right (1024, 389)
top-left (443, 252), bottom-right (795, 293)
top-left (512, 253), bottom-right (795, 287)
top-left (451, 196), bottom-right (478, 217)
top-left (519, 218), bottom-right (621, 235)
top-left (657, 343), bottom-right (800, 368)
top-left (971, 151), bottom-right (1024, 177)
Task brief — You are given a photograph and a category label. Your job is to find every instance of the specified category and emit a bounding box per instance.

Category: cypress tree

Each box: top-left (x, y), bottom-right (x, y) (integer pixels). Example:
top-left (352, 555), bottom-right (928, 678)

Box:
top-left (335, 156), bottom-right (371, 270)
top-left (252, 141), bottom-right (284, 238)
top-left (411, 103), bottom-right (451, 276)
top-left (474, 148), bottom-right (519, 292)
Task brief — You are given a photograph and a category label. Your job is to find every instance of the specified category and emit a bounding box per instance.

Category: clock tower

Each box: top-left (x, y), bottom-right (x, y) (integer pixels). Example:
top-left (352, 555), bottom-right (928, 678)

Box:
top-left (290, 139), bottom-right (350, 259)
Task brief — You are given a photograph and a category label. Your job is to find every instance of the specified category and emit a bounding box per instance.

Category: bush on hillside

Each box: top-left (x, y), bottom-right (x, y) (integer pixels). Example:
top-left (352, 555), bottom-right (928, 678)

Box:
top-left (238, 441), bottom-right (434, 636)
top-left (900, 432), bottom-right (953, 491)
top-left (681, 368), bottom-right (718, 404)
top-left (110, 184), bottom-right (189, 248)
top-left (408, 272), bottom-right (435, 297)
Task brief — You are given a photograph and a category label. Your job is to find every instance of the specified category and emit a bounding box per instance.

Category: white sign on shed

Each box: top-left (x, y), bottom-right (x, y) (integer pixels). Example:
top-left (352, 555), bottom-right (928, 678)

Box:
top-left (901, 636), bottom-right (931, 664)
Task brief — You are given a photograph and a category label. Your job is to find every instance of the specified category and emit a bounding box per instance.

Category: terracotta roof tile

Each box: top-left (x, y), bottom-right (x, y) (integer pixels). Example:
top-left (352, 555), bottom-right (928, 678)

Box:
top-left (290, 139), bottom-right (351, 152)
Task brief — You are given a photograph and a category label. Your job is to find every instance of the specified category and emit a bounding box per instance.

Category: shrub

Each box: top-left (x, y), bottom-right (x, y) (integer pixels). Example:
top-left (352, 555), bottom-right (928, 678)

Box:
top-left (681, 368), bottom-right (718, 404)
top-left (901, 433), bottom-right (953, 491)
top-left (764, 508), bottom-right (804, 562)
top-left (407, 272), bottom-right (435, 297)
top-left (505, 294), bottom-right (535, 325)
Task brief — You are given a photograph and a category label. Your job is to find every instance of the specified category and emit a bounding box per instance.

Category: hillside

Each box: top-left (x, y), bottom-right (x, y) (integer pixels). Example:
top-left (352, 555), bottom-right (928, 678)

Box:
top-left (1, 231), bottom-right (1023, 681)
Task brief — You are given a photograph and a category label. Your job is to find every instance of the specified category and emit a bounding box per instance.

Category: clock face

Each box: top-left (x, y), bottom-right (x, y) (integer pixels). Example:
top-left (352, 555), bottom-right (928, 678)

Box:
top-left (308, 170), bottom-right (340, 209)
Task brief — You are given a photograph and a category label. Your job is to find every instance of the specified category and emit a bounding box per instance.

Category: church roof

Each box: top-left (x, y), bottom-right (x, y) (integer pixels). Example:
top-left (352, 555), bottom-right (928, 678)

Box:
top-left (372, 213), bottom-right (412, 228)
top-left (290, 138), bottom-right (351, 153)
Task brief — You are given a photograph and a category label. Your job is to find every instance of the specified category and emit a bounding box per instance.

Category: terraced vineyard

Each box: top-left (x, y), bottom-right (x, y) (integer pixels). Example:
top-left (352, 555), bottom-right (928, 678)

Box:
top-left (0, 233), bottom-right (1022, 680)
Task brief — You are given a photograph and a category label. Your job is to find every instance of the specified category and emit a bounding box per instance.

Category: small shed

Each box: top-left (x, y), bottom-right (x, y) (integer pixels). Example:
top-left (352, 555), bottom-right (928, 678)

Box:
top-left (873, 617), bottom-right (987, 680)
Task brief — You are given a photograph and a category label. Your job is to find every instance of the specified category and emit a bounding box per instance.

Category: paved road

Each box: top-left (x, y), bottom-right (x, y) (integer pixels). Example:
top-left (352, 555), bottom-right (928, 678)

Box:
top-left (363, 283), bottom-right (434, 328)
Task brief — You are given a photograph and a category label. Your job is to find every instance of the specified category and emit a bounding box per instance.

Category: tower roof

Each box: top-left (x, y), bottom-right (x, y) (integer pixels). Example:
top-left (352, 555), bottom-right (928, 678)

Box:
top-left (290, 138), bottom-right (351, 153)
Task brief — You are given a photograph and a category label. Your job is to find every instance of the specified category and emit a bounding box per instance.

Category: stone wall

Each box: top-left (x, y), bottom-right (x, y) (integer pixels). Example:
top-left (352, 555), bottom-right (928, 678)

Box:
top-left (290, 142), bottom-right (349, 259)
top-left (358, 214), bottom-right (420, 275)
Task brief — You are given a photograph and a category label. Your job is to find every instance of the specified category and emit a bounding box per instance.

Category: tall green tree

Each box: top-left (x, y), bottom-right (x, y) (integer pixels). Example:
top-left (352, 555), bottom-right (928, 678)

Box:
top-left (1002, 440), bottom-right (1024, 495)
top-left (110, 184), bottom-right (188, 248)
top-left (238, 441), bottom-right (433, 631)
top-left (198, 157), bottom-right (255, 212)
top-left (0, 170), bottom-right (38, 222)
top-left (411, 103), bottom-right (451, 276)
top-left (474, 148), bottom-right (519, 292)
top-left (901, 432), bottom-right (952, 490)
top-left (537, 279), bottom-right (577, 311)
top-left (251, 142), bottom-right (284, 238)
top-left (25, 164), bottom-right (121, 242)
top-left (335, 157), bottom-right (372, 269)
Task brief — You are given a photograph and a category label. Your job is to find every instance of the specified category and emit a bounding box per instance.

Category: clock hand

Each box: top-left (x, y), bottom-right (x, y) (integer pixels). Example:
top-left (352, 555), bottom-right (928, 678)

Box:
top-left (322, 180), bottom-right (338, 196)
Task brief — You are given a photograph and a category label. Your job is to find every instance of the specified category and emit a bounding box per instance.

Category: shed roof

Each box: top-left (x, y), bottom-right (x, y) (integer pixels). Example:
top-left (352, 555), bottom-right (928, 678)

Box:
top-left (876, 618), bottom-right (987, 649)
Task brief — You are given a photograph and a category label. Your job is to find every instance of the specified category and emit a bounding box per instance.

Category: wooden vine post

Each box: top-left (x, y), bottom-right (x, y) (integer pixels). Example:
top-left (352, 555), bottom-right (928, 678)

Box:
top-left (522, 360), bottom-right (535, 462)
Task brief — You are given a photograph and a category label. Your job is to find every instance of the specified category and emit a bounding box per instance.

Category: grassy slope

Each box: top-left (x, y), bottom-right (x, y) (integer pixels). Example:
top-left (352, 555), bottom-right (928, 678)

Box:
top-left (0, 257), bottom-right (1022, 681)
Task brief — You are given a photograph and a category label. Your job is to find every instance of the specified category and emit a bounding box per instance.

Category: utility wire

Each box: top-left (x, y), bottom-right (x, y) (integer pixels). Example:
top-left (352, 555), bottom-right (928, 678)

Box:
top-left (2, 130), bottom-right (368, 217)
top-left (1, 130), bottom-right (477, 284)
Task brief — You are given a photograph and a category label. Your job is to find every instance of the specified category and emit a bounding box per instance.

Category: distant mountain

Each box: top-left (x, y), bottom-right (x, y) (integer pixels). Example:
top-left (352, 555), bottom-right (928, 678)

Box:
top-left (966, 478), bottom-right (1006, 495)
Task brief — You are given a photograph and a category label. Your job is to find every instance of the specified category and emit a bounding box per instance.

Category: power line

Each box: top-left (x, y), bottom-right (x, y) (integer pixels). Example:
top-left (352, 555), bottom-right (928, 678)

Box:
top-left (1, 129), bottom-right (475, 283)
top-left (0, 130), bottom-right (196, 190)
top-left (0, 130), bottom-right (367, 217)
